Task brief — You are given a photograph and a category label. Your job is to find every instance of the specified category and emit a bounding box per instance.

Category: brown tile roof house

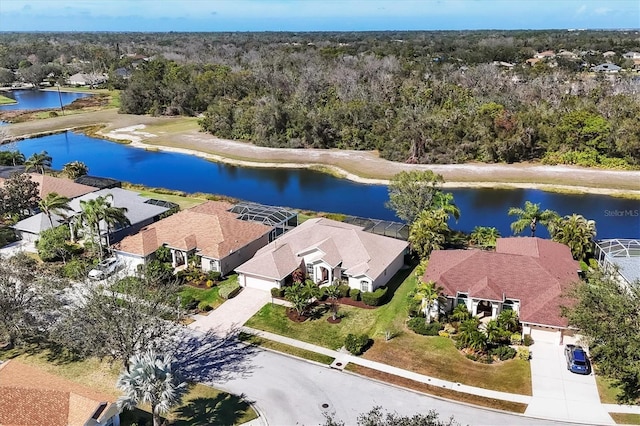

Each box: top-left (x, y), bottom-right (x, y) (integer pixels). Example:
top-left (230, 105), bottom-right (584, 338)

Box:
top-left (113, 201), bottom-right (272, 275)
top-left (0, 173), bottom-right (98, 199)
top-left (236, 218), bottom-right (408, 292)
top-left (423, 237), bottom-right (579, 328)
top-left (0, 360), bottom-right (120, 426)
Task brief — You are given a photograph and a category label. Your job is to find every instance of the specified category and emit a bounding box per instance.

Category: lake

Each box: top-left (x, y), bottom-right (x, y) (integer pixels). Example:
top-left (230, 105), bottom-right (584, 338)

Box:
top-left (3, 131), bottom-right (639, 239)
top-left (0, 89), bottom-right (91, 111)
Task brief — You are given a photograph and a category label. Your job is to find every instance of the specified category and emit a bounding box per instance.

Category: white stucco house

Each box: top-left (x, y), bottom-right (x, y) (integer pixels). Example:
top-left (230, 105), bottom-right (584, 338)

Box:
top-left (424, 237), bottom-right (581, 345)
top-left (236, 217), bottom-right (409, 292)
top-left (112, 201), bottom-right (272, 276)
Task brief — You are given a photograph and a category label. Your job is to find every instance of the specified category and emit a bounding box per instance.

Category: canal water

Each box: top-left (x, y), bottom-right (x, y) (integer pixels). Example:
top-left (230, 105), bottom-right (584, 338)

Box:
top-left (0, 89), bottom-right (90, 111)
top-left (3, 131), bottom-right (638, 239)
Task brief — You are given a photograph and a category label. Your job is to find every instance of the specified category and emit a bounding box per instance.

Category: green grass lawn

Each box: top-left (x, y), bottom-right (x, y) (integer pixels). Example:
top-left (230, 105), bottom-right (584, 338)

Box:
top-left (142, 117), bottom-right (200, 134)
top-left (609, 413), bottom-right (640, 425)
top-left (596, 376), bottom-right (625, 404)
top-left (244, 266), bottom-right (532, 395)
top-left (1, 348), bottom-right (257, 425)
top-left (180, 285), bottom-right (224, 310)
top-left (239, 332), bottom-right (335, 365)
top-left (0, 94), bottom-right (16, 105)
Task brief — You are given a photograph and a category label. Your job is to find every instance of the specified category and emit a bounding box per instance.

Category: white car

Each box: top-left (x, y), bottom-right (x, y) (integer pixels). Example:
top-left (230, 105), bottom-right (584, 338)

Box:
top-left (88, 257), bottom-right (121, 280)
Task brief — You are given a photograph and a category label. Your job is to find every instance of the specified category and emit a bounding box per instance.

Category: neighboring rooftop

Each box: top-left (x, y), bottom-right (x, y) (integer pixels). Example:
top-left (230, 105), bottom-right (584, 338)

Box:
top-left (0, 172), bottom-right (97, 199)
top-left (114, 200), bottom-right (272, 258)
top-left (424, 237), bottom-right (580, 328)
top-left (0, 360), bottom-right (119, 426)
top-left (595, 238), bottom-right (640, 286)
top-left (236, 217), bottom-right (408, 282)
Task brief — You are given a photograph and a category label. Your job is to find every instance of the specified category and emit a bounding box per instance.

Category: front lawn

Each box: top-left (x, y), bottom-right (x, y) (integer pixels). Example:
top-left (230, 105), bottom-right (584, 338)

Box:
top-left (244, 266), bottom-right (532, 395)
top-left (179, 285), bottom-right (224, 310)
top-left (596, 375), bottom-right (625, 404)
top-left (363, 333), bottom-right (532, 395)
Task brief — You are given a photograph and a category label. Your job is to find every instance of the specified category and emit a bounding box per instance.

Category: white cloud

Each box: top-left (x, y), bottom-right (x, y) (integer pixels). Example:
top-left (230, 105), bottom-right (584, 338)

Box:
top-left (576, 4), bottom-right (587, 14)
top-left (594, 7), bottom-right (612, 15)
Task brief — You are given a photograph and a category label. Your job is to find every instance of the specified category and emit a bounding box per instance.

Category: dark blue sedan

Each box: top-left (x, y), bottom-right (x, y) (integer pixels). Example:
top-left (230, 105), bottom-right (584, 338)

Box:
top-left (565, 344), bottom-right (591, 375)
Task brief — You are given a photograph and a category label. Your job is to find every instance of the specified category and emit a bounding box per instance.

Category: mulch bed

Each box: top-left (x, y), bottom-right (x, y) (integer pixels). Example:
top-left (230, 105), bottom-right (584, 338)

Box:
top-left (326, 316), bottom-right (342, 324)
top-left (286, 308), bottom-right (309, 323)
top-left (334, 296), bottom-right (377, 310)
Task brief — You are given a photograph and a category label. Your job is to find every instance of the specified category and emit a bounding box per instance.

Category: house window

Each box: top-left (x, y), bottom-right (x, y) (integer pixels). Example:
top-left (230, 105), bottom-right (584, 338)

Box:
top-left (360, 280), bottom-right (369, 292)
top-left (210, 260), bottom-right (219, 272)
top-left (456, 293), bottom-right (468, 306)
top-left (306, 263), bottom-right (314, 279)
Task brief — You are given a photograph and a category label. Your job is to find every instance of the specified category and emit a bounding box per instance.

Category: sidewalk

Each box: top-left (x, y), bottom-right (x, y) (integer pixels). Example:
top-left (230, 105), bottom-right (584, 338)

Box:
top-left (242, 327), bottom-right (532, 404)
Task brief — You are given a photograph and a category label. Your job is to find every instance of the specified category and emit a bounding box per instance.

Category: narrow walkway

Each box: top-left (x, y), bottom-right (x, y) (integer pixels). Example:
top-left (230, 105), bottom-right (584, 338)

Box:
top-left (242, 327), bottom-right (531, 405)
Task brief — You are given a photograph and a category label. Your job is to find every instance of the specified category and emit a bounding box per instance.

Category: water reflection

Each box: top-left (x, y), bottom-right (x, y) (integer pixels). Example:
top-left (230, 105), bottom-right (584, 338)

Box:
top-left (3, 131), bottom-right (638, 239)
top-left (0, 90), bottom-right (90, 111)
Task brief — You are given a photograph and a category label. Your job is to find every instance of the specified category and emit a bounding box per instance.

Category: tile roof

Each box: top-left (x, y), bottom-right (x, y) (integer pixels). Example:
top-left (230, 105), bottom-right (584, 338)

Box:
top-left (113, 201), bottom-right (271, 259)
top-left (236, 218), bottom-right (408, 282)
top-left (0, 360), bottom-right (117, 426)
top-left (0, 173), bottom-right (97, 199)
top-left (424, 237), bottom-right (580, 328)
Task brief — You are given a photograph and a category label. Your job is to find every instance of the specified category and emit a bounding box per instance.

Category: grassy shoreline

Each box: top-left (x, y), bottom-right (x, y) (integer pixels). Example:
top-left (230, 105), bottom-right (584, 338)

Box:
top-left (4, 112), bottom-right (640, 196)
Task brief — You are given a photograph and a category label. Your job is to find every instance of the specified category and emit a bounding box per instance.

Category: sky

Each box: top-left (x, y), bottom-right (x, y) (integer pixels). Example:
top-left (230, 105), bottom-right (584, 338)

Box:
top-left (0, 0), bottom-right (638, 32)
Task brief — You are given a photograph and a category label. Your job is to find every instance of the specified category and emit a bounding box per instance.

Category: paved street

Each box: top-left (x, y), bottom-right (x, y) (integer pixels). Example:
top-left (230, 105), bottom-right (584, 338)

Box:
top-left (525, 341), bottom-right (614, 425)
top-left (207, 349), bottom-right (588, 426)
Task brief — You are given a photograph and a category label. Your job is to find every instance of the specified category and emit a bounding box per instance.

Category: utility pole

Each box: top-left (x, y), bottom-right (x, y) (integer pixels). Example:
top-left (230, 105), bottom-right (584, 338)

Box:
top-left (57, 81), bottom-right (65, 116)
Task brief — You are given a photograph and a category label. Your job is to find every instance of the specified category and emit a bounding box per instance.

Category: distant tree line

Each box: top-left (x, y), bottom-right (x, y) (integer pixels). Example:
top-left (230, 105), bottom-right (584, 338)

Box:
top-left (1, 31), bottom-right (639, 166)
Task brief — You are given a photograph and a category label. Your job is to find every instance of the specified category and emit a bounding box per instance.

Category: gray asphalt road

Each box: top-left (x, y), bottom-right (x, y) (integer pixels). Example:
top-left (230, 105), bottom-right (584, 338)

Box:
top-left (207, 349), bottom-right (590, 426)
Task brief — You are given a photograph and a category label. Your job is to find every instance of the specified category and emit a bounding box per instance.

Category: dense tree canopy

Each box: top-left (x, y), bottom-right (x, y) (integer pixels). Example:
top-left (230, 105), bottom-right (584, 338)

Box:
top-left (1, 31), bottom-right (639, 167)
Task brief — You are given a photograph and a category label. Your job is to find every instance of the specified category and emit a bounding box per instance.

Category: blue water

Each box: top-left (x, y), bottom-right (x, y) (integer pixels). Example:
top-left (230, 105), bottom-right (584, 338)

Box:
top-left (4, 131), bottom-right (639, 239)
top-left (0, 89), bottom-right (90, 111)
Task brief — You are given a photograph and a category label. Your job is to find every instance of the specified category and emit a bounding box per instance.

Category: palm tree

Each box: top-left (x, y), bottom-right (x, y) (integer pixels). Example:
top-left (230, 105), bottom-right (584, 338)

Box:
top-left (117, 350), bottom-right (188, 426)
top-left (38, 192), bottom-right (72, 228)
top-left (550, 214), bottom-right (597, 260)
top-left (508, 201), bottom-right (559, 237)
top-left (451, 303), bottom-right (471, 322)
top-left (62, 161), bottom-right (89, 179)
top-left (469, 226), bottom-right (500, 249)
top-left (496, 309), bottom-right (519, 333)
top-left (408, 208), bottom-right (450, 259)
top-left (325, 281), bottom-right (341, 321)
top-left (432, 191), bottom-right (460, 222)
top-left (24, 151), bottom-right (52, 174)
top-left (5, 150), bottom-right (25, 166)
top-left (484, 319), bottom-right (506, 346)
top-left (76, 194), bottom-right (130, 258)
top-left (284, 282), bottom-right (310, 318)
top-left (413, 280), bottom-right (443, 324)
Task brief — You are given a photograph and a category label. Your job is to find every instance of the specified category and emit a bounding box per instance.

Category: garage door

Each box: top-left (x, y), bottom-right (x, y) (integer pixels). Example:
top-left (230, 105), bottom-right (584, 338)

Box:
top-left (530, 326), bottom-right (560, 344)
top-left (242, 274), bottom-right (276, 292)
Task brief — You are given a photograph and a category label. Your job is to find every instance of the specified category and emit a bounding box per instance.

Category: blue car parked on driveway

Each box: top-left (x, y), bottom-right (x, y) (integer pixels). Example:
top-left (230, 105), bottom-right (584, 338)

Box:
top-left (565, 344), bottom-right (591, 375)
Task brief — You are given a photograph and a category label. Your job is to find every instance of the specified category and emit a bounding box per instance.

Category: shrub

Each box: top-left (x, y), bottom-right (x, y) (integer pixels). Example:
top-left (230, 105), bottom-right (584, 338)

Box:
top-left (344, 333), bottom-right (371, 355)
top-left (61, 258), bottom-right (92, 280)
top-left (407, 318), bottom-right (442, 336)
top-left (337, 284), bottom-right (350, 298)
top-left (36, 225), bottom-right (73, 262)
top-left (361, 286), bottom-right (388, 306)
top-left (206, 271), bottom-right (221, 282)
top-left (523, 334), bottom-right (534, 346)
top-left (154, 245), bottom-right (172, 263)
top-left (205, 280), bottom-right (214, 288)
top-left (180, 293), bottom-right (198, 311)
top-left (489, 345), bottom-right (517, 361)
top-left (510, 333), bottom-right (523, 346)
top-left (0, 226), bottom-right (17, 247)
top-left (438, 330), bottom-right (449, 338)
top-left (517, 347), bottom-right (531, 360)
top-left (465, 353), bottom-right (477, 361)
top-left (350, 288), bottom-right (361, 301)
top-left (219, 281), bottom-right (241, 300)
top-left (197, 301), bottom-right (213, 312)
top-left (318, 287), bottom-right (328, 301)
top-left (270, 287), bottom-right (283, 298)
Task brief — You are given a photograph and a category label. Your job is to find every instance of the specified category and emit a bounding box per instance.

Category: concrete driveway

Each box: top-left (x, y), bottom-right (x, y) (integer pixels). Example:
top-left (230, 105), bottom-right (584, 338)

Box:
top-left (0, 240), bottom-right (36, 257)
top-left (188, 287), bottom-right (270, 335)
top-left (525, 341), bottom-right (614, 425)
